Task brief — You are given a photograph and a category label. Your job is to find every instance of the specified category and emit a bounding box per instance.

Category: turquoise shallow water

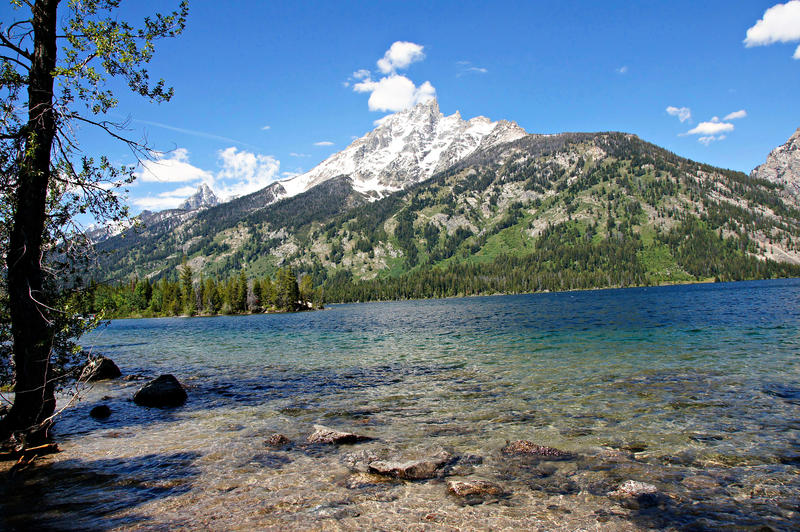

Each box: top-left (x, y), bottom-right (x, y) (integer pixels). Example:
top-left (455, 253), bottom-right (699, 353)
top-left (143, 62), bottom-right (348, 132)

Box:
top-left (2, 279), bottom-right (800, 530)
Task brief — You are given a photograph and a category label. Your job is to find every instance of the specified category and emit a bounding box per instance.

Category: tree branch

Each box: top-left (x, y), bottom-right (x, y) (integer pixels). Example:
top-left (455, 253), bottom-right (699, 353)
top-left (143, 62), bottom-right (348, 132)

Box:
top-left (0, 53), bottom-right (30, 69)
top-left (0, 31), bottom-right (32, 61)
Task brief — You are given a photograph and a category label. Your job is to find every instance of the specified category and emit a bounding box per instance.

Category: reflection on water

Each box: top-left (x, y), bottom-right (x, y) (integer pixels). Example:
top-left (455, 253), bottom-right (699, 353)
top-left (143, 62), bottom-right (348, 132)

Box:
top-left (2, 279), bottom-right (800, 530)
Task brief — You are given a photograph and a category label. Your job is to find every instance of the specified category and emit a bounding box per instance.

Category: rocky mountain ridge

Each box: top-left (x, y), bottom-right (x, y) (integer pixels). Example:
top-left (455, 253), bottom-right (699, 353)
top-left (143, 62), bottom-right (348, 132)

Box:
top-left (751, 127), bottom-right (800, 202)
top-left (275, 99), bottom-right (527, 200)
top-left (180, 183), bottom-right (219, 210)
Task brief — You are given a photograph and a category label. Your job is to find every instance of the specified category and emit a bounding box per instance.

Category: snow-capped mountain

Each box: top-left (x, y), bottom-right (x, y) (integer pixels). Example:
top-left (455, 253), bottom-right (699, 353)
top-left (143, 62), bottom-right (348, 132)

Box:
top-left (180, 183), bottom-right (219, 210)
top-left (277, 98), bottom-right (526, 200)
top-left (751, 127), bottom-right (800, 202)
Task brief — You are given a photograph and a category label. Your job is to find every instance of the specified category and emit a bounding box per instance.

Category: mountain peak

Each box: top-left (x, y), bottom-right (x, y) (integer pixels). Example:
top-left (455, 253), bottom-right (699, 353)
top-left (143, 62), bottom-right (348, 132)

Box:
top-left (180, 183), bottom-right (219, 210)
top-left (277, 100), bottom-right (527, 200)
top-left (751, 127), bottom-right (800, 201)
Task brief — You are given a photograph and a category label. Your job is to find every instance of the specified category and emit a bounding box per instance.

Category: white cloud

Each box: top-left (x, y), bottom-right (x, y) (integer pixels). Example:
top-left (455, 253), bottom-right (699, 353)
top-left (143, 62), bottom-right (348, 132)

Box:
top-left (377, 41), bottom-right (425, 74)
top-left (214, 147), bottom-right (280, 200)
top-left (289, 152), bottom-right (310, 157)
top-left (261, 125), bottom-right (271, 131)
top-left (354, 74), bottom-right (436, 112)
top-left (723, 109), bottom-right (747, 120)
top-left (698, 135), bottom-right (727, 146)
top-left (744, 1), bottom-right (800, 58)
top-left (350, 42), bottom-right (437, 113)
top-left (132, 185), bottom-right (201, 211)
top-left (314, 141), bottom-right (334, 146)
top-left (135, 148), bottom-right (213, 183)
top-left (666, 106), bottom-right (692, 123)
top-left (685, 120), bottom-right (735, 136)
top-left (130, 147), bottom-right (282, 209)
top-left (616, 65), bottom-right (629, 74)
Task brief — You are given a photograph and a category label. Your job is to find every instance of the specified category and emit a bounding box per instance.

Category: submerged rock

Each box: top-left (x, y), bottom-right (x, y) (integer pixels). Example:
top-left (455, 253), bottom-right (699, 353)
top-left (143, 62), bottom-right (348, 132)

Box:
top-left (80, 356), bottom-right (121, 382)
top-left (501, 440), bottom-right (573, 459)
top-left (368, 452), bottom-right (452, 480)
top-left (89, 404), bottom-right (111, 419)
top-left (264, 433), bottom-right (291, 448)
top-left (608, 480), bottom-right (659, 508)
top-left (307, 425), bottom-right (371, 444)
top-left (133, 374), bottom-right (187, 407)
top-left (447, 478), bottom-right (507, 497)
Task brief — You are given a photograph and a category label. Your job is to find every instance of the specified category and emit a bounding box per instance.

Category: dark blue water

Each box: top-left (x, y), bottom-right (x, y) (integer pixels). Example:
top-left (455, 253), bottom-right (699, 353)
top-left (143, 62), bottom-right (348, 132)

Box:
top-left (3, 279), bottom-right (799, 530)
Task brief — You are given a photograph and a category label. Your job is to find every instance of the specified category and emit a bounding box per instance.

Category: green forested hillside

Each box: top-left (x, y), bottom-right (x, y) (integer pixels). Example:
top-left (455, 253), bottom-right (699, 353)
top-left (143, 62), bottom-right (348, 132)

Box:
top-left (91, 132), bottom-right (800, 305)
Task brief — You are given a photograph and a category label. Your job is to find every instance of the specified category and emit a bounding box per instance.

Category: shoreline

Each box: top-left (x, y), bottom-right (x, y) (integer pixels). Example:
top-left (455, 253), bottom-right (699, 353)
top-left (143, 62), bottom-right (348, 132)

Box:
top-left (102, 276), bottom-right (800, 319)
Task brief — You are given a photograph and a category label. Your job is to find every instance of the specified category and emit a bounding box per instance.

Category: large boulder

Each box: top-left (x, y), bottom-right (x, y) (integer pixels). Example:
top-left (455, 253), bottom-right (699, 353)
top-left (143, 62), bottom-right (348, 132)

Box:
top-left (133, 374), bottom-right (187, 407)
top-left (80, 356), bottom-right (121, 381)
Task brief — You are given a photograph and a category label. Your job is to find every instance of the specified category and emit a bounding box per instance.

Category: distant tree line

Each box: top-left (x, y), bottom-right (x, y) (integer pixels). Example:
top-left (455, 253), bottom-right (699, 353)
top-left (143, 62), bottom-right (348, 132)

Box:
top-left (73, 263), bottom-right (322, 319)
top-left (322, 217), bottom-right (800, 303)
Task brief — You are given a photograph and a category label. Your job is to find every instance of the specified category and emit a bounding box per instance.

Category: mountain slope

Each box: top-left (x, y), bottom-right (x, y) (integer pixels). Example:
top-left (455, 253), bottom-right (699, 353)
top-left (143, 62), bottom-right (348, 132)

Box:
top-left (751, 127), bottom-right (800, 201)
top-left (90, 110), bottom-right (800, 299)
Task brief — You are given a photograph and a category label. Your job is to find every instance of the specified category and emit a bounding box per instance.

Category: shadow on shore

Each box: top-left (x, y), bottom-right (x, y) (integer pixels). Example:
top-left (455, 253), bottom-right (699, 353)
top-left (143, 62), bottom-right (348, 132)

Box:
top-left (0, 451), bottom-right (201, 531)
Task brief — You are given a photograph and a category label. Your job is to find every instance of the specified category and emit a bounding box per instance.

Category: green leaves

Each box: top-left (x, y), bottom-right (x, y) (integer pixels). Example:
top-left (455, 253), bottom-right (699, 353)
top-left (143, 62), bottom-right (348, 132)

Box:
top-left (57, 0), bottom-right (188, 115)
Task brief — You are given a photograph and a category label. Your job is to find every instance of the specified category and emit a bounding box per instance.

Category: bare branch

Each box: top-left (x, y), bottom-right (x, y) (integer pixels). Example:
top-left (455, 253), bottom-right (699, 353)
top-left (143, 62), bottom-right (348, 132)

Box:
top-left (0, 30), bottom-right (32, 61)
top-left (0, 53), bottom-right (30, 70)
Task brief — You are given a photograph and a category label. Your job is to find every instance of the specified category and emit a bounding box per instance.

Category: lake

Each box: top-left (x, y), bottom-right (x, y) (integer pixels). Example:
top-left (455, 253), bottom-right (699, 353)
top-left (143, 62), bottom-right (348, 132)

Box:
top-left (2, 279), bottom-right (800, 530)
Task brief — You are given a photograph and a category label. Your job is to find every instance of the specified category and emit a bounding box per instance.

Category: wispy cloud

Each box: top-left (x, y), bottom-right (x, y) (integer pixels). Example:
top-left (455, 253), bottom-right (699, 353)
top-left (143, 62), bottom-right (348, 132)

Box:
top-left (666, 106), bottom-right (692, 123)
top-left (314, 141), bottom-right (334, 147)
top-left (698, 135), bottom-right (727, 146)
top-left (616, 65), bottom-right (629, 74)
top-left (133, 118), bottom-right (257, 148)
top-left (289, 152), bottom-right (310, 157)
top-left (261, 125), bottom-right (271, 131)
top-left (456, 60), bottom-right (489, 77)
top-left (744, 0), bottom-right (800, 59)
top-left (723, 109), bottom-right (747, 120)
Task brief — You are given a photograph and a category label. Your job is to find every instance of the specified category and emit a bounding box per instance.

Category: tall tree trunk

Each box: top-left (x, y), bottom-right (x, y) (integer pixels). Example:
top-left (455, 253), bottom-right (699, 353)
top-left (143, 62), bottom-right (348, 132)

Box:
top-left (0, 0), bottom-right (59, 443)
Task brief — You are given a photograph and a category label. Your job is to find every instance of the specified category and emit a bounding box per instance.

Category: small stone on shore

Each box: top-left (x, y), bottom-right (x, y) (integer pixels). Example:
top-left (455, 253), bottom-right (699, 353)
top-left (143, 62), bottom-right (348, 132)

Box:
top-left (307, 425), bottom-right (371, 444)
top-left (368, 452), bottom-right (452, 480)
top-left (501, 440), bottom-right (573, 459)
top-left (447, 478), bottom-right (507, 497)
top-left (264, 433), bottom-right (291, 448)
top-left (608, 480), bottom-right (660, 508)
top-left (89, 404), bottom-right (111, 419)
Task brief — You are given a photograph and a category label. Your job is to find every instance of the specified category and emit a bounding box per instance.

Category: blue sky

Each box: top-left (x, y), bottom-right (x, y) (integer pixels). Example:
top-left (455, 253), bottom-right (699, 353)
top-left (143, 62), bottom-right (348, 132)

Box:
top-left (5, 1), bottom-right (800, 214)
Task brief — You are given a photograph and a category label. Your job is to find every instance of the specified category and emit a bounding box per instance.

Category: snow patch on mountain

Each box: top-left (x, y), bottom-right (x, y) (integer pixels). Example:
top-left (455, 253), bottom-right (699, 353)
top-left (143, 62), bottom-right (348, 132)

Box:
top-left (180, 183), bottom-right (219, 210)
top-left (277, 99), bottom-right (526, 200)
